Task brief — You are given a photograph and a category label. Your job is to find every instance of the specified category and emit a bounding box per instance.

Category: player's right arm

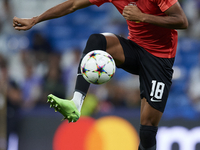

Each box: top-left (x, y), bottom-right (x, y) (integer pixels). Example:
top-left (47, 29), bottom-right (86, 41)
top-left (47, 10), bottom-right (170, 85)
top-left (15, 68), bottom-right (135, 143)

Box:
top-left (13, 0), bottom-right (93, 31)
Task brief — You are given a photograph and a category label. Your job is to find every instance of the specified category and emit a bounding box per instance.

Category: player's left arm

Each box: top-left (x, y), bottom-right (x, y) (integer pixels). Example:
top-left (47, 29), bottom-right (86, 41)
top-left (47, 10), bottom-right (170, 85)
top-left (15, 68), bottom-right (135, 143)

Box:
top-left (122, 2), bottom-right (188, 29)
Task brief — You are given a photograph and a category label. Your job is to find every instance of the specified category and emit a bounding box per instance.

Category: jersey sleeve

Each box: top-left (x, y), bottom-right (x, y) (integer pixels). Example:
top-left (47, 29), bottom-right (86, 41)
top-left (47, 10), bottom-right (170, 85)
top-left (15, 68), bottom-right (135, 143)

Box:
top-left (154, 0), bottom-right (177, 12)
top-left (89, 0), bottom-right (110, 7)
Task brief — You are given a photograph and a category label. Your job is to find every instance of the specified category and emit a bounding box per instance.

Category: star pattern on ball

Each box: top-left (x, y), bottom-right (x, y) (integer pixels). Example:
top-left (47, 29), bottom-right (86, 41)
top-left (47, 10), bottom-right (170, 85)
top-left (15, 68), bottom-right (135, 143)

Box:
top-left (89, 52), bottom-right (98, 60)
top-left (81, 65), bottom-right (89, 77)
top-left (107, 55), bottom-right (113, 62)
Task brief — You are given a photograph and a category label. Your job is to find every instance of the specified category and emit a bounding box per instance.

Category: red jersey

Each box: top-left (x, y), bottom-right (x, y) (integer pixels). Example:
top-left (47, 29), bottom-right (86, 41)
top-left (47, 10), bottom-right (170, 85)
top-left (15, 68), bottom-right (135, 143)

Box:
top-left (89, 0), bottom-right (178, 58)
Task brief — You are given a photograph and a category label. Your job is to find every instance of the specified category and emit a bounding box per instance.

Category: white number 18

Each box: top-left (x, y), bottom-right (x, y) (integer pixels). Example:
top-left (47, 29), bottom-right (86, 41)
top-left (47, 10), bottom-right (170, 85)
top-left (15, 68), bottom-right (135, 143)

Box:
top-left (150, 80), bottom-right (165, 99)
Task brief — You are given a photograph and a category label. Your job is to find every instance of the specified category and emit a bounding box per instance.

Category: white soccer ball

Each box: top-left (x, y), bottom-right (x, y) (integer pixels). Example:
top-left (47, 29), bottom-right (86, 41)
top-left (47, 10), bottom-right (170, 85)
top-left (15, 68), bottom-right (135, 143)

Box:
top-left (80, 50), bottom-right (116, 84)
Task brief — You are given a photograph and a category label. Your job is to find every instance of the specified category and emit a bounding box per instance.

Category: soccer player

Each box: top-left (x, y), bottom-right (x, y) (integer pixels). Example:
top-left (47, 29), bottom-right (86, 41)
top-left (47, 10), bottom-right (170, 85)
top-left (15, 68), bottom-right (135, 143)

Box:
top-left (13, 0), bottom-right (188, 149)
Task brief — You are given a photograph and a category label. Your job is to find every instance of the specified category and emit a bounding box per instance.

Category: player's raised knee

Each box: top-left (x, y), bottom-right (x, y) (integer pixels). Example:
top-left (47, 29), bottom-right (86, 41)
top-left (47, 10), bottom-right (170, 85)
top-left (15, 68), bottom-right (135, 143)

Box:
top-left (83, 33), bottom-right (107, 54)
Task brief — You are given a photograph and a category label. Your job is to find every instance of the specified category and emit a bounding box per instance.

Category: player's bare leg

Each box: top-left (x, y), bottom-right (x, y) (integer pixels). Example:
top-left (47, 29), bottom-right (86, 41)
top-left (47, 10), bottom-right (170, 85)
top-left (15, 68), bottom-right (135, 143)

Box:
top-left (140, 98), bottom-right (163, 126)
top-left (101, 33), bottom-right (125, 66)
top-left (138, 98), bottom-right (163, 150)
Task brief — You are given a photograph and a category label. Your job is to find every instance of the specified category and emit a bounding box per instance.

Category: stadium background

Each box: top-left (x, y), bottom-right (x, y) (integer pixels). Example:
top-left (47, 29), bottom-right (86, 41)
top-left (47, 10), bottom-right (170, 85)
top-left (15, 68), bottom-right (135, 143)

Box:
top-left (0, 0), bottom-right (200, 150)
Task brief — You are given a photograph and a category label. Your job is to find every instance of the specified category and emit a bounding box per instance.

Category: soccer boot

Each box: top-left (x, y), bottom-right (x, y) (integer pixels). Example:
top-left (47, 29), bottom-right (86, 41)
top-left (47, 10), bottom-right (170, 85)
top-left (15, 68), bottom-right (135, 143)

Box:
top-left (47, 94), bottom-right (80, 123)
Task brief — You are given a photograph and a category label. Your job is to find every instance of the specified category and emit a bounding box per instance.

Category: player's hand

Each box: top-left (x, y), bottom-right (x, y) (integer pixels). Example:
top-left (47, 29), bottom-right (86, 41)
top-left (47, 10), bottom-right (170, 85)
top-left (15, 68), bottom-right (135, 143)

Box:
top-left (122, 5), bottom-right (143, 22)
top-left (13, 16), bottom-right (36, 31)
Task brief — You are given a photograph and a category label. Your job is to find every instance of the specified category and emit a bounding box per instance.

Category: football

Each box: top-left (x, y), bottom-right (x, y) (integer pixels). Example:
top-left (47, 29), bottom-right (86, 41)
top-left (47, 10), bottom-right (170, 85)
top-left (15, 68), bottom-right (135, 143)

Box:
top-left (80, 50), bottom-right (116, 84)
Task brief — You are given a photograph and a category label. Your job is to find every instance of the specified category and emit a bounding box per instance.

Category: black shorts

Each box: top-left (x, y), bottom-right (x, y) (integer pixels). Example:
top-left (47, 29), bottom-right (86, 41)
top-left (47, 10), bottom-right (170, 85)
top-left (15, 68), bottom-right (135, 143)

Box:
top-left (116, 35), bottom-right (174, 112)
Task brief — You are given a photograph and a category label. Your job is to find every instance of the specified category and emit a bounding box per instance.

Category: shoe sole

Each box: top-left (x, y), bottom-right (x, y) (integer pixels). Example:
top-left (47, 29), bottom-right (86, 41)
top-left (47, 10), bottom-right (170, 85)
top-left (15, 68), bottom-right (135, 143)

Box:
top-left (47, 94), bottom-right (80, 123)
